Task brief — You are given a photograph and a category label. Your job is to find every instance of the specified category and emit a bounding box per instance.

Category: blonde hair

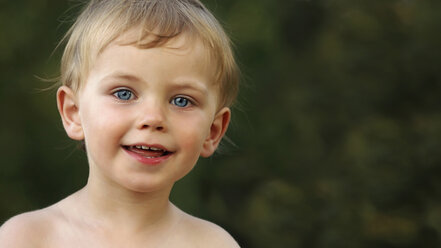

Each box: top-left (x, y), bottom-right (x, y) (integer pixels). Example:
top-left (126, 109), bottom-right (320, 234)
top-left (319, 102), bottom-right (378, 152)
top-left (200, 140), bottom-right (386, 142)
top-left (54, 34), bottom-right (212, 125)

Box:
top-left (60, 0), bottom-right (239, 107)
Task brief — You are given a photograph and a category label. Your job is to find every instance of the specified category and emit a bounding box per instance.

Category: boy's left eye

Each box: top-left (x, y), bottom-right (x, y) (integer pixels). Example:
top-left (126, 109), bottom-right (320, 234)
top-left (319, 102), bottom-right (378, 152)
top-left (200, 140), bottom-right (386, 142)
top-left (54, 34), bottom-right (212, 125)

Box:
top-left (171, 97), bottom-right (191, 107)
top-left (113, 89), bottom-right (134, 101)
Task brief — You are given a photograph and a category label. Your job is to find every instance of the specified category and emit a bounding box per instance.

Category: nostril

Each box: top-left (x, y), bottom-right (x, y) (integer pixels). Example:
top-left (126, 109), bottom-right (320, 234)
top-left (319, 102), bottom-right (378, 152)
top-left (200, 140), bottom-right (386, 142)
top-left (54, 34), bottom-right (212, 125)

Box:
top-left (142, 124), bottom-right (164, 131)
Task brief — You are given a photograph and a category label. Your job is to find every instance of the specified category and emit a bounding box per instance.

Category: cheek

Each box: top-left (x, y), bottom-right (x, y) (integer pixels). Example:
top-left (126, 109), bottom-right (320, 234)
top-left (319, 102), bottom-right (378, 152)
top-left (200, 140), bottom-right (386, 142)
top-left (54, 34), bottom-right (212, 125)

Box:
top-left (176, 114), bottom-right (211, 151)
top-left (80, 103), bottom-right (129, 147)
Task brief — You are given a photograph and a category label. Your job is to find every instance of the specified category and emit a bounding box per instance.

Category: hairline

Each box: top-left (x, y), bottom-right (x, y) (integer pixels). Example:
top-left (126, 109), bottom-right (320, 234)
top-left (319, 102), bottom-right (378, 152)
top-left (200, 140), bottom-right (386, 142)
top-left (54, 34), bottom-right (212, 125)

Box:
top-left (60, 0), bottom-right (238, 108)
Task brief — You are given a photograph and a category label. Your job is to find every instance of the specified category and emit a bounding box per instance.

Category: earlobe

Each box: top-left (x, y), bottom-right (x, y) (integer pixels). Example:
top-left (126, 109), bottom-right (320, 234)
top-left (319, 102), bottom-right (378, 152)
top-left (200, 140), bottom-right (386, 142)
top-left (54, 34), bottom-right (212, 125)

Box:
top-left (200, 107), bottom-right (231, 158)
top-left (57, 86), bottom-right (84, 140)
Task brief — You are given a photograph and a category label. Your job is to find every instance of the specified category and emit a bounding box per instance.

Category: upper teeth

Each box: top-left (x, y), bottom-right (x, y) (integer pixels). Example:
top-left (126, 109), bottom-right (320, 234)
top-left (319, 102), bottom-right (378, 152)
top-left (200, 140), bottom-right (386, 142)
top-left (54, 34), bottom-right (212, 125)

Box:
top-left (135, 145), bottom-right (163, 151)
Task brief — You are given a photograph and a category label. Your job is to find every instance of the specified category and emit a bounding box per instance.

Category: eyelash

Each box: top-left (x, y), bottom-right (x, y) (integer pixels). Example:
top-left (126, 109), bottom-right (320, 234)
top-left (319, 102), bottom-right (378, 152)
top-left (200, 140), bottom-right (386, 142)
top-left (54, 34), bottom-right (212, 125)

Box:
top-left (111, 88), bottom-right (195, 108)
top-left (112, 88), bottom-right (136, 101)
top-left (170, 96), bottom-right (194, 108)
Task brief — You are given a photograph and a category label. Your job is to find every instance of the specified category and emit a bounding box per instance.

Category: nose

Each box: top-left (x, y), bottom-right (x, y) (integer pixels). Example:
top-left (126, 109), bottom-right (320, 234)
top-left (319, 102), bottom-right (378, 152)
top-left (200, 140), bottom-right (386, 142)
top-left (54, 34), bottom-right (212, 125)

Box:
top-left (136, 101), bottom-right (166, 132)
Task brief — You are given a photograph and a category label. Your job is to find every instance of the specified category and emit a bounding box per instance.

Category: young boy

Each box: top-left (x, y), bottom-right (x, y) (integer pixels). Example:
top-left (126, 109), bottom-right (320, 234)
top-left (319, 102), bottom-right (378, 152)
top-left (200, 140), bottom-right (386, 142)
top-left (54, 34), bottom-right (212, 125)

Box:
top-left (0, 0), bottom-right (240, 247)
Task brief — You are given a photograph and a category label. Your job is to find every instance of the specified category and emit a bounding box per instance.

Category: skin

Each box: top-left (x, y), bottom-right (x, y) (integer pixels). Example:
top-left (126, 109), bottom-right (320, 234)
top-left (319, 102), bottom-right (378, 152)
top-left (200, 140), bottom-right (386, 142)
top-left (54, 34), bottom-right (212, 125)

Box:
top-left (0, 31), bottom-right (239, 248)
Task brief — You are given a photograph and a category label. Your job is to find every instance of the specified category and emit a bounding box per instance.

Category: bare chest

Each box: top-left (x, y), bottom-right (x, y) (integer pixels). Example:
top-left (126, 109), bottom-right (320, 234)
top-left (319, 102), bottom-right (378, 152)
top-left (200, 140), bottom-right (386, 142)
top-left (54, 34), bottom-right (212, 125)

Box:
top-left (43, 225), bottom-right (200, 248)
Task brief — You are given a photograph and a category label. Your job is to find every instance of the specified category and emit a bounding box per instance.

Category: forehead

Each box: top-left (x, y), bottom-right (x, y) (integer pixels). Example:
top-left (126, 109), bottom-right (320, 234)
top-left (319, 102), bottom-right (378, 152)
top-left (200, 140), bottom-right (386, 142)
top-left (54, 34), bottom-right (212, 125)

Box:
top-left (107, 29), bottom-right (213, 74)
top-left (87, 29), bottom-right (217, 88)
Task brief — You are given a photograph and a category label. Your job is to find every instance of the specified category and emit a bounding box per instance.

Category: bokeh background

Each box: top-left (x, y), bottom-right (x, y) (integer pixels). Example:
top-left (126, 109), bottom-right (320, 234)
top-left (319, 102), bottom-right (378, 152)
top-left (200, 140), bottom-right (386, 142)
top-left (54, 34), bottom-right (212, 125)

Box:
top-left (1, 0), bottom-right (441, 247)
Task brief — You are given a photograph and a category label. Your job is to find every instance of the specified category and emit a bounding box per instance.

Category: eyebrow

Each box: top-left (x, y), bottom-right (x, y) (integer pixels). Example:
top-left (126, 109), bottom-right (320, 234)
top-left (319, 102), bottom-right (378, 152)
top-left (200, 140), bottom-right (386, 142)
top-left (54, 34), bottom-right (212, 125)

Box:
top-left (100, 72), bottom-right (143, 83)
top-left (169, 80), bottom-right (208, 94)
top-left (100, 71), bottom-right (208, 94)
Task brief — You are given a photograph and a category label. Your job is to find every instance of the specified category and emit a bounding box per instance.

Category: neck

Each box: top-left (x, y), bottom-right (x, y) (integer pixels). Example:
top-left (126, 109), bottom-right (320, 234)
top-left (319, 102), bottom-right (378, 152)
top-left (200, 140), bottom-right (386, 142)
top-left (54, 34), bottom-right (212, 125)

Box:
top-left (74, 176), bottom-right (176, 233)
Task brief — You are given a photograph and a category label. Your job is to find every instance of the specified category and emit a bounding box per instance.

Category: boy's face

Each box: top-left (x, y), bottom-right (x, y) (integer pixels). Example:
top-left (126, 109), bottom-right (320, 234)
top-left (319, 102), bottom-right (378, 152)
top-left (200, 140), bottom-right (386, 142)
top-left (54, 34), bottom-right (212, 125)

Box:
top-left (57, 31), bottom-right (230, 193)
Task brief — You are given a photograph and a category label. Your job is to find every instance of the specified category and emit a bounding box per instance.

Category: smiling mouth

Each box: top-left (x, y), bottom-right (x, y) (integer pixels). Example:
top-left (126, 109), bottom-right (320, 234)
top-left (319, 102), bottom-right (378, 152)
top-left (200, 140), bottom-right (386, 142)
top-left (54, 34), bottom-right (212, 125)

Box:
top-left (122, 145), bottom-right (173, 158)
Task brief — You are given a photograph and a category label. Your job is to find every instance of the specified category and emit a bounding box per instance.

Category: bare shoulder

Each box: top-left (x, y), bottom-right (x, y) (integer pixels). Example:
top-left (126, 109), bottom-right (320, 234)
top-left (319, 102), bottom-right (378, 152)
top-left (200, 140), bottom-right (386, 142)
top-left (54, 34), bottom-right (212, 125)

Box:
top-left (0, 207), bottom-right (61, 248)
top-left (177, 210), bottom-right (240, 248)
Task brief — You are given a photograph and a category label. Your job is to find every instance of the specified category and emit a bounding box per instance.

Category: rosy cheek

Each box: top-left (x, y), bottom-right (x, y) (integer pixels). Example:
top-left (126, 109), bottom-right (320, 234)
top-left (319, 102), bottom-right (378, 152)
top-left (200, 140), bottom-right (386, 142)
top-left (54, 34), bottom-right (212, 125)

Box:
top-left (175, 126), bottom-right (199, 153)
top-left (82, 103), bottom-right (122, 140)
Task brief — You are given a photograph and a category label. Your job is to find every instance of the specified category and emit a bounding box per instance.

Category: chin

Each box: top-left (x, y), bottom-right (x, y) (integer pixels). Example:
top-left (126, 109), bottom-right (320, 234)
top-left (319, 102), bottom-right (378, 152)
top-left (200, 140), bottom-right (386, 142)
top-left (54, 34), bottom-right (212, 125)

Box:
top-left (121, 179), bottom-right (173, 194)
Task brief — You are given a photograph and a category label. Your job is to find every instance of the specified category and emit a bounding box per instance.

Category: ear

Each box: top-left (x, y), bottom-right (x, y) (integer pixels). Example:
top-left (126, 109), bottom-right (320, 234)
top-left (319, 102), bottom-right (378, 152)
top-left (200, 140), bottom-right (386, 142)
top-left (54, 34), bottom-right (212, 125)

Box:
top-left (200, 107), bottom-right (231, 158)
top-left (57, 86), bottom-right (84, 140)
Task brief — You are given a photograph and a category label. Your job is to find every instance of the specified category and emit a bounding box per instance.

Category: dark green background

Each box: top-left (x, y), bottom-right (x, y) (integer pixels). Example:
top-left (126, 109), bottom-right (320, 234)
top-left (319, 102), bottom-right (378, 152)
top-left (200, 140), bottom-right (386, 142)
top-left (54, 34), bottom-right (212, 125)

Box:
top-left (1, 0), bottom-right (441, 247)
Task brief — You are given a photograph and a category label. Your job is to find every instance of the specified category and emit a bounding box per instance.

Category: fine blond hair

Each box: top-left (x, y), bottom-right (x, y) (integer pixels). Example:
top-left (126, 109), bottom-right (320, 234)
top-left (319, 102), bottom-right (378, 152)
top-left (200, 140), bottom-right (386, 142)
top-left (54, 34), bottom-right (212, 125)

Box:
top-left (60, 0), bottom-right (238, 107)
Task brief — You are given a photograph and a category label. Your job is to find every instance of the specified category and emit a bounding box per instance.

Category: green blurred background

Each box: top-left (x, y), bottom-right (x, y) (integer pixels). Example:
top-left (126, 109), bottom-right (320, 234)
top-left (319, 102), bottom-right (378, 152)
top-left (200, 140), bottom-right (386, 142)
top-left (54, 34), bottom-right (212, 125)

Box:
top-left (1, 0), bottom-right (441, 247)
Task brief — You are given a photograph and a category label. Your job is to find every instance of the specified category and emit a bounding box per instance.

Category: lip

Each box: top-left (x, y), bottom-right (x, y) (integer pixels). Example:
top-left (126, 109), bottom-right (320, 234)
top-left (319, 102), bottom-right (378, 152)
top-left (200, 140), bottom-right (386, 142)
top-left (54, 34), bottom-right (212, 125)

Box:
top-left (122, 143), bottom-right (174, 166)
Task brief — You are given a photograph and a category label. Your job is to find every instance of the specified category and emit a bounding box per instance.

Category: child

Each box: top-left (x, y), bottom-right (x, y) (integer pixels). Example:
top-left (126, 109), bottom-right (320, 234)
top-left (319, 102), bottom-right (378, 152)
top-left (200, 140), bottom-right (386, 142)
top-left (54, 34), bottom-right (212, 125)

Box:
top-left (0, 0), bottom-right (240, 247)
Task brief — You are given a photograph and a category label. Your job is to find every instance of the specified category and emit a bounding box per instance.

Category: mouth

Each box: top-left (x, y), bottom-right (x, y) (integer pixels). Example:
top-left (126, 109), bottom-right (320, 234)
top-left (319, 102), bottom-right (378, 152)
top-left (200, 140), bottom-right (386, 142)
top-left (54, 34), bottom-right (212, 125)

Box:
top-left (122, 145), bottom-right (173, 159)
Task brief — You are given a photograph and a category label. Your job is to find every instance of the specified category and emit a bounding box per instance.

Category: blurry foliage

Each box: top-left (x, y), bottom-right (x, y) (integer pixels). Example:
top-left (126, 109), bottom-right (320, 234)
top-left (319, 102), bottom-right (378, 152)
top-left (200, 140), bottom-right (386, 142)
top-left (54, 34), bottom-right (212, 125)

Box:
top-left (1, 0), bottom-right (441, 247)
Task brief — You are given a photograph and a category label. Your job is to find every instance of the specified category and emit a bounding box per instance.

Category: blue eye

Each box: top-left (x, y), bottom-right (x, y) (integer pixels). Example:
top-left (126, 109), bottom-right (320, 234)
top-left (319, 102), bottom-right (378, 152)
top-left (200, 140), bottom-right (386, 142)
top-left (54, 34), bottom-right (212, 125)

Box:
top-left (114, 89), bottom-right (133, 101)
top-left (172, 97), bottom-right (190, 107)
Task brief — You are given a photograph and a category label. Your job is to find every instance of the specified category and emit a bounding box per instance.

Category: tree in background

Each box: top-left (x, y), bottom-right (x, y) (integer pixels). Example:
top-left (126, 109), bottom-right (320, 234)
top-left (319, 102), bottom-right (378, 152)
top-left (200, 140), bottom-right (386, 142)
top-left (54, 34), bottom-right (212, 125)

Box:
top-left (1, 0), bottom-right (440, 247)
